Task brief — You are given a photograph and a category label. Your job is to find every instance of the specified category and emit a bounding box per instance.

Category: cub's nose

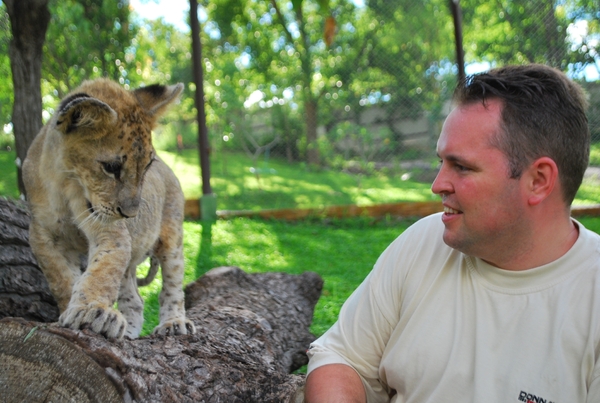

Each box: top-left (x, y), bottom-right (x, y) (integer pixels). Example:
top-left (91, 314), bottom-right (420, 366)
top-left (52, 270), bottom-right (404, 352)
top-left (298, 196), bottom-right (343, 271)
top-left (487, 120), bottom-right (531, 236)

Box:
top-left (117, 198), bottom-right (140, 218)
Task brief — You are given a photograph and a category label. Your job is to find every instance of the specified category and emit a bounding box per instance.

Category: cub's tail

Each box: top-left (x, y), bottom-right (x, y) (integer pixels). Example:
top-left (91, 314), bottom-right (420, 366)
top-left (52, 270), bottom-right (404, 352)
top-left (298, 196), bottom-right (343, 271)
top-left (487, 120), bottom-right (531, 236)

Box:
top-left (137, 256), bottom-right (159, 286)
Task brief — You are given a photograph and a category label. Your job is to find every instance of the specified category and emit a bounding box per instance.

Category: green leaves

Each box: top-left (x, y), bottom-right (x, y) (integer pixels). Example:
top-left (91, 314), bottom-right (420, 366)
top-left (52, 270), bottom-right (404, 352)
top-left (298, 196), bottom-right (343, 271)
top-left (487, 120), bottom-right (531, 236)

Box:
top-left (43, 0), bottom-right (135, 96)
top-left (461, 0), bottom-right (569, 68)
top-left (291, 0), bottom-right (303, 14)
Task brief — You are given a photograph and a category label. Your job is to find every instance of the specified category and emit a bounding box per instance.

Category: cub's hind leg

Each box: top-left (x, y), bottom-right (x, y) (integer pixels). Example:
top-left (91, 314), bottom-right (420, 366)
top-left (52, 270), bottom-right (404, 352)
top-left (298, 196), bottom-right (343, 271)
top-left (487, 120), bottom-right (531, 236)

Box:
top-left (118, 263), bottom-right (144, 338)
top-left (152, 227), bottom-right (195, 336)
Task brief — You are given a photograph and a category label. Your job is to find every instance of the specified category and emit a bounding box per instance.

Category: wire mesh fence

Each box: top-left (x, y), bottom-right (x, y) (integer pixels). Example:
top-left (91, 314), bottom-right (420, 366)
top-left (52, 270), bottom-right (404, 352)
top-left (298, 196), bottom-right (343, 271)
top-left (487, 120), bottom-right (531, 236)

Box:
top-left (205, 0), bottom-right (457, 177)
top-left (194, 0), bottom-right (600, 205)
top-left (3, 0), bottom-right (600, 210)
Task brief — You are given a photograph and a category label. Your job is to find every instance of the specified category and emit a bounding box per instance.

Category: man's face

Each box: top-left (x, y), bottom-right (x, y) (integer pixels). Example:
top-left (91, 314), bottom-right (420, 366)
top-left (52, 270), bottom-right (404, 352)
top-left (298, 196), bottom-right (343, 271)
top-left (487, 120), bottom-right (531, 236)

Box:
top-left (431, 99), bottom-right (529, 263)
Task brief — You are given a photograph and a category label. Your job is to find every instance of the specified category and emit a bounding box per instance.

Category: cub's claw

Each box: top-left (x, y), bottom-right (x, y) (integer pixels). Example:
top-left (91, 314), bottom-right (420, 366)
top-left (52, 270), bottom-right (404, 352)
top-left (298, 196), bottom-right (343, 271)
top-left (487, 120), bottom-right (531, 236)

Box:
top-left (153, 318), bottom-right (196, 336)
top-left (59, 303), bottom-right (127, 339)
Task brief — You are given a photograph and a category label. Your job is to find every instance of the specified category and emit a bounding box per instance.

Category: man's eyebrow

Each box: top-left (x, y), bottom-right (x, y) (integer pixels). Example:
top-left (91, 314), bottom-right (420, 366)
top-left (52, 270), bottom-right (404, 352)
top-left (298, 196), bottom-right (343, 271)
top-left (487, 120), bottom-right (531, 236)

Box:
top-left (437, 153), bottom-right (467, 164)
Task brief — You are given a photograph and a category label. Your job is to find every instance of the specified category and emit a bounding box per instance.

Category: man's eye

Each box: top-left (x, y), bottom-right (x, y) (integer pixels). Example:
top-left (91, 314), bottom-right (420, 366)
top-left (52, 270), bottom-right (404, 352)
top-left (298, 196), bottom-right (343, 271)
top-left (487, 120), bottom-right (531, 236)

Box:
top-left (101, 161), bottom-right (122, 178)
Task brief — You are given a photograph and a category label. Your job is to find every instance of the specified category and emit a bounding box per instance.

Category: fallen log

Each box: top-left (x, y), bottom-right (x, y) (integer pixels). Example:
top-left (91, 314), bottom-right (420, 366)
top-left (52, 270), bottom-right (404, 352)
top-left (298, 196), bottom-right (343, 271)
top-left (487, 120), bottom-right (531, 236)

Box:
top-left (0, 197), bottom-right (59, 322)
top-left (0, 198), bottom-right (320, 402)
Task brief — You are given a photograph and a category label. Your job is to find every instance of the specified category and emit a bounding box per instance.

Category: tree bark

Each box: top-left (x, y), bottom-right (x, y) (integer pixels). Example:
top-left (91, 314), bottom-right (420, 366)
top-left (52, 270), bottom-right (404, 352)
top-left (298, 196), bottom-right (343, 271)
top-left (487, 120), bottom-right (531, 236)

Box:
top-left (4, 0), bottom-right (50, 196)
top-left (305, 98), bottom-right (320, 167)
top-left (0, 198), bottom-right (319, 402)
top-left (0, 198), bottom-right (59, 322)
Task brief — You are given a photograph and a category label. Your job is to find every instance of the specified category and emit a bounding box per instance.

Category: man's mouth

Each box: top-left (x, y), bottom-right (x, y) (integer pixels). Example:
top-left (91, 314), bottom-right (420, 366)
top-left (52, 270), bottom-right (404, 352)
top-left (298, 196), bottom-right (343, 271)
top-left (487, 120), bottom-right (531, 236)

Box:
top-left (444, 206), bottom-right (461, 214)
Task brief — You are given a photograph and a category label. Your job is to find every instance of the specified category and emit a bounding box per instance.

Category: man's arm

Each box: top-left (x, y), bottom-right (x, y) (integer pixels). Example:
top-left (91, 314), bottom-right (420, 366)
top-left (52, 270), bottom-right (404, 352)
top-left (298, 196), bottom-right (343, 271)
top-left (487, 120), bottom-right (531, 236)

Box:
top-left (305, 364), bottom-right (367, 403)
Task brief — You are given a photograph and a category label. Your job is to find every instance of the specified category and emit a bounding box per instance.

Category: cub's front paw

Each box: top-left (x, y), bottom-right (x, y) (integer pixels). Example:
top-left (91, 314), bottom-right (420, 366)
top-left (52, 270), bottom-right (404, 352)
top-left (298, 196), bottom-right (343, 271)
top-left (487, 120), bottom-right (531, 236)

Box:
top-left (59, 303), bottom-right (127, 339)
top-left (153, 318), bottom-right (196, 336)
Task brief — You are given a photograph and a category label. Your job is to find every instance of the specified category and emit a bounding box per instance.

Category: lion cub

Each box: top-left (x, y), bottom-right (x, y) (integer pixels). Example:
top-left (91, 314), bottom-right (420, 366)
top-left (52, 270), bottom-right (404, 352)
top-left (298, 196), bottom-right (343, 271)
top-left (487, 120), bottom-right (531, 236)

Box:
top-left (23, 79), bottom-right (196, 339)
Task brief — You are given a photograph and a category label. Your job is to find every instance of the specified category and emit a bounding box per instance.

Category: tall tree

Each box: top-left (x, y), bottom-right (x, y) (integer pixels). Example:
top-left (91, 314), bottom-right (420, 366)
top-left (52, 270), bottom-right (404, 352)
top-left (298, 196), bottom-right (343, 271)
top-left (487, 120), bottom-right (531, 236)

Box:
top-left (43, 0), bottom-right (135, 97)
top-left (325, 0), bottom-right (456, 146)
top-left (4, 0), bottom-right (50, 196)
top-left (203, 0), bottom-right (458, 166)
top-left (206, 0), bottom-right (341, 166)
top-left (461, 0), bottom-right (570, 69)
top-left (563, 0), bottom-right (600, 77)
top-left (131, 17), bottom-right (197, 150)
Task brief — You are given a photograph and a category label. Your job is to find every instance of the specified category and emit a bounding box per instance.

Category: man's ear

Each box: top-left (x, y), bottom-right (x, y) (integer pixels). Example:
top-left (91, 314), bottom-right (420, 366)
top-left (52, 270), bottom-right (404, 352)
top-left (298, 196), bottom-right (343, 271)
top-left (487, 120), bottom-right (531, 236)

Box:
top-left (526, 156), bottom-right (559, 206)
top-left (133, 83), bottom-right (184, 116)
top-left (55, 93), bottom-right (117, 135)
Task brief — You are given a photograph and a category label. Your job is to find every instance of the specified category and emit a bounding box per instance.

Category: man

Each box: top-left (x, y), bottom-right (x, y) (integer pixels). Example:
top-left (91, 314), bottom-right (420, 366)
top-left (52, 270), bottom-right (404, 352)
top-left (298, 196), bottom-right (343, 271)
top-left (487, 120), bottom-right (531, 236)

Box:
top-left (305, 64), bottom-right (600, 402)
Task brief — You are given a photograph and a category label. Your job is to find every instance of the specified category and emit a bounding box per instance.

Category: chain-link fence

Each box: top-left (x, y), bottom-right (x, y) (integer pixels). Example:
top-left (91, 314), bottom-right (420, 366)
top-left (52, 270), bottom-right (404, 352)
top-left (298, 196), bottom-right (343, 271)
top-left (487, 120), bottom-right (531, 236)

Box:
top-left (202, 0), bottom-right (600, 189)
top-left (210, 0), bottom-right (457, 177)
top-left (3, 1), bottom-right (600, 210)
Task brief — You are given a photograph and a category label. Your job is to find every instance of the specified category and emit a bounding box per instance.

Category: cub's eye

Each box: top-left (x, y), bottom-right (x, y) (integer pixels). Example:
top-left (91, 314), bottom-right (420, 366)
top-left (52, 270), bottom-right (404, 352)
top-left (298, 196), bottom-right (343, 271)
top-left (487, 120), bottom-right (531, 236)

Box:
top-left (101, 161), bottom-right (122, 179)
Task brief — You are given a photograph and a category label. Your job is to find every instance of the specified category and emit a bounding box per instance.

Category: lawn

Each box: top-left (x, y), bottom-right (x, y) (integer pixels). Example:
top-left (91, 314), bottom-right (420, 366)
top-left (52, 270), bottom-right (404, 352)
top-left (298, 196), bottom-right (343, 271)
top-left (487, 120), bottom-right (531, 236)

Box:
top-left (137, 216), bottom-right (416, 337)
top-left (158, 148), bottom-right (438, 211)
top-left (0, 151), bottom-right (18, 198)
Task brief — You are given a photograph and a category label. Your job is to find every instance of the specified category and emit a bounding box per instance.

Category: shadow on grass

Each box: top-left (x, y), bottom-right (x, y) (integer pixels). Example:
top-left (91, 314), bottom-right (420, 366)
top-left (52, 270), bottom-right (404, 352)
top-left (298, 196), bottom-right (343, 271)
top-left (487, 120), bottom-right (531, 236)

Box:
top-left (140, 220), bottom-right (215, 336)
top-left (181, 216), bottom-right (419, 336)
top-left (196, 220), bottom-right (214, 278)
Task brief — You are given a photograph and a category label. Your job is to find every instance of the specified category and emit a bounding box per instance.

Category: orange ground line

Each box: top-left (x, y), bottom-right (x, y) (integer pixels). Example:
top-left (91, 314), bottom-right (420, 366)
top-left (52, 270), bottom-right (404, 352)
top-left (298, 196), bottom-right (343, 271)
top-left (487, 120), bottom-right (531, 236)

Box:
top-left (184, 199), bottom-right (600, 221)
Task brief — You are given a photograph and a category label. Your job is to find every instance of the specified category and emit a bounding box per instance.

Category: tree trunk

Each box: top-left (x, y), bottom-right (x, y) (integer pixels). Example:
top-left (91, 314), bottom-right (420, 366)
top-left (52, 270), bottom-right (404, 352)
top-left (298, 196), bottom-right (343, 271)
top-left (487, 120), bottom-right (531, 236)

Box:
top-left (305, 98), bottom-right (320, 166)
top-left (0, 198), bottom-right (319, 402)
top-left (4, 0), bottom-right (50, 197)
top-left (0, 198), bottom-right (59, 322)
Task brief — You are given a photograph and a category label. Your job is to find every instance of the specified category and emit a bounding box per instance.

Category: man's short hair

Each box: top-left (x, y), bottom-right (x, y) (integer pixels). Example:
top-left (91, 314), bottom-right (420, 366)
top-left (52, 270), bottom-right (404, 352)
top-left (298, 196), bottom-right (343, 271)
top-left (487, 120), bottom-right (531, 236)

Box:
top-left (453, 64), bottom-right (589, 205)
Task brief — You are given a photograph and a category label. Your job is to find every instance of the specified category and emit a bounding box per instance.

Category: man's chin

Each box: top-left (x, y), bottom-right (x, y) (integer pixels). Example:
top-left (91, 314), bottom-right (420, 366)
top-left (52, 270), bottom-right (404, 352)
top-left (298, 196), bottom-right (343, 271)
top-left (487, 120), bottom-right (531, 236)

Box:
top-left (442, 231), bottom-right (465, 251)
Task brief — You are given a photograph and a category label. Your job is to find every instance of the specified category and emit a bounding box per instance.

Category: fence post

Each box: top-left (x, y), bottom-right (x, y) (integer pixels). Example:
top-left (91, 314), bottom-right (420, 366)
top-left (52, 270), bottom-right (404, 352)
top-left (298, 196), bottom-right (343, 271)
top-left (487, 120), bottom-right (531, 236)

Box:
top-left (449, 0), bottom-right (465, 83)
top-left (190, 0), bottom-right (217, 222)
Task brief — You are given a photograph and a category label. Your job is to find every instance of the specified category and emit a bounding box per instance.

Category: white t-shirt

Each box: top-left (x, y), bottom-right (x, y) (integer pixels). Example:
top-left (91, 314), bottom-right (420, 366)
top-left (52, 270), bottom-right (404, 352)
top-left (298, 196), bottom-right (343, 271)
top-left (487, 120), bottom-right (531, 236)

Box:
top-left (307, 213), bottom-right (600, 403)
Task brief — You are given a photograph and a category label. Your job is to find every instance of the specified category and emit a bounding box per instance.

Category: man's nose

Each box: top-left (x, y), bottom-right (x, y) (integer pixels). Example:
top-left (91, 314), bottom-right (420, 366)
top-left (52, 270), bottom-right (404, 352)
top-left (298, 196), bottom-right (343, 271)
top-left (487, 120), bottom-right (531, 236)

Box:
top-left (431, 165), bottom-right (451, 195)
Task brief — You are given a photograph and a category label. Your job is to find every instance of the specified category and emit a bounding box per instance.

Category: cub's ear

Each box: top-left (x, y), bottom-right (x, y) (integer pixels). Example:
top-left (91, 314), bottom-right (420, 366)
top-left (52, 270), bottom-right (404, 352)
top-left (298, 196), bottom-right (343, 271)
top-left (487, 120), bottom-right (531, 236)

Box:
top-left (133, 83), bottom-right (184, 116)
top-left (55, 93), bottom-right (117, 135)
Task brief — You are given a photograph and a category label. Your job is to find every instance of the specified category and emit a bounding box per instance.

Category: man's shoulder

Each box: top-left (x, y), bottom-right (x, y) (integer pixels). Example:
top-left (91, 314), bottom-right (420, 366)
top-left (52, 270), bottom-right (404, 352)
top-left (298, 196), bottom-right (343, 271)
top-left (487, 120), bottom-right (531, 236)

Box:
top-left (573, 219), bottom-right (600, 254)
top-left (416, 212), bottom-right (444, 227)
top-left (384, 213), bottom-right (451, 259)
top-left (399, 212), bottom-right (446, 240)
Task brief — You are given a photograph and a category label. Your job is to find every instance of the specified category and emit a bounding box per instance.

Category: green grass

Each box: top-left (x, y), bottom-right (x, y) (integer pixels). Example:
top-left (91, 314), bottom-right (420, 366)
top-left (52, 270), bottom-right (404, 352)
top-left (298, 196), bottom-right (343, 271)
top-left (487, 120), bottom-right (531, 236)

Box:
top-left (0, 152), bottom-right (18, 198)
top-left (138, 216), bottom-right (416, 336)
top-left (158, 149), bottom-right (438, 211)
top-left (574, 179), bottom-right (600, 205)
top-left (589, 142), bottom-right (600, 166)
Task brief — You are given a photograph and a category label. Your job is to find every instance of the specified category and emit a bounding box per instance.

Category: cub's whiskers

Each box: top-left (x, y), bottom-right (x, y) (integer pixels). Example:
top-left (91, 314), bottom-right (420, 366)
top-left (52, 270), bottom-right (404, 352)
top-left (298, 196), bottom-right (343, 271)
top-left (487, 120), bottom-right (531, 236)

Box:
top-left (76, 208), bottom-right (105, 229)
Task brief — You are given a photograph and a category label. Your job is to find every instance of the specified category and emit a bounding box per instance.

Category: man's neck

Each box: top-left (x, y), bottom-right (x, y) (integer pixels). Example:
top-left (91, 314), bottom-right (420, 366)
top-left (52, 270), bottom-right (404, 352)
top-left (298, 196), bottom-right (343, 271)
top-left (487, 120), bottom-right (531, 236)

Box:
top-left (483, 211), bottom-right (578, 271)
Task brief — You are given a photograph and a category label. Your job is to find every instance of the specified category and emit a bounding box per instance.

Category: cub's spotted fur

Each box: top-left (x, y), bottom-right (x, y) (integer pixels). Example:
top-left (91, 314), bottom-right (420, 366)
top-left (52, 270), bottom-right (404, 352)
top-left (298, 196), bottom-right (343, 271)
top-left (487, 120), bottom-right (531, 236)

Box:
top-left (23, 78), bottom-right (195, 339)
